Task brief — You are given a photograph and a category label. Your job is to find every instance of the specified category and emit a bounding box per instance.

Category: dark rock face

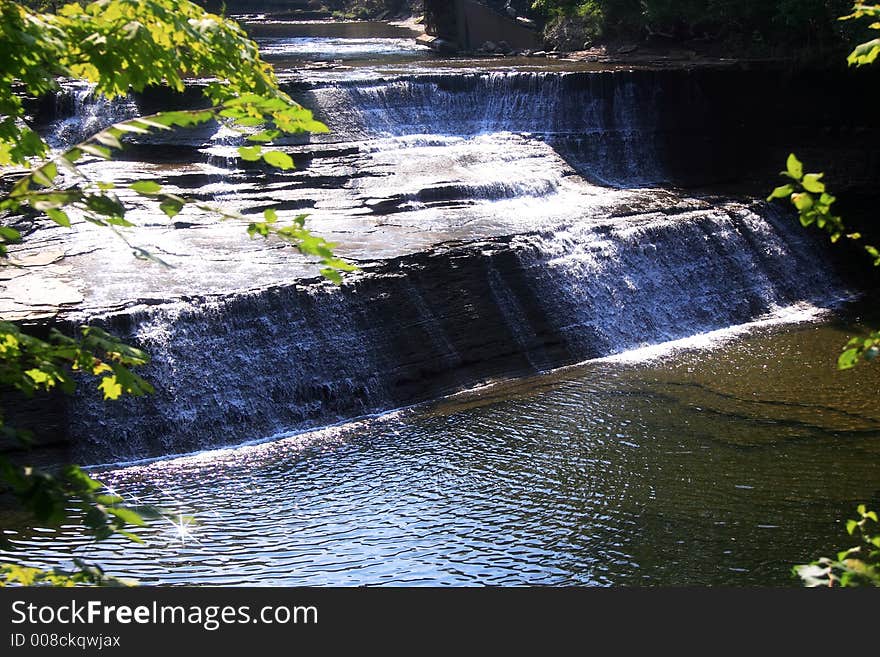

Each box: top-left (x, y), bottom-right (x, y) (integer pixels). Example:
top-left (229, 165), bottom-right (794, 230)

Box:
top-left (424, 0), bottom-right (541, 52)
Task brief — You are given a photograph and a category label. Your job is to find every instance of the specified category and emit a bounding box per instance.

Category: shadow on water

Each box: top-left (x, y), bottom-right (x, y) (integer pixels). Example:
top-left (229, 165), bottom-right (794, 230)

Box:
top-left (3, 313), bottom-right (879, 586)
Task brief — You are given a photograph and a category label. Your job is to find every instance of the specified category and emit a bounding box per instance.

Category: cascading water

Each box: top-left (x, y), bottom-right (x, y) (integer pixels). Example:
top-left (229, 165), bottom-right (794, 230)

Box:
top-left (47, 82), bottom-right (139, 150)
top-left (8, 22), bottom-right (880, 588)
top-left (301, 71), bottom-right (668, 186)
top-left (66, 198), bottom-right (846, 463)
top-left (30, 66), bottom-right (852, 463)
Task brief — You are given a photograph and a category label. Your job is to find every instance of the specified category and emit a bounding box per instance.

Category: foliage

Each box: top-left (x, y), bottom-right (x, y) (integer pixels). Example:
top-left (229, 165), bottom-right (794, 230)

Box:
top-left (532, 0), bottom-right (601, 20)
top-left (842, 2), bottom-right (880, 63)
top-left (2, 560), bottom-right (135, 586)
top-left (770, 5), bottom-right (880, 588)
top-left (0, 0), bottom-right (351, 275)
top-left (328, 1), bottom-right (410, 21)
top-left (794, 506), bottom-right (880, 586)
top-left (764, 153), bottom-right (879, 295)
top-left (0, 322), bottom-right (153, 401)
top-left (533, 1), bottom-right (605, 48)
top-left (0, 0), bottom-right (353, 585)
top-left (0, 314), bottom-right (160, 587)
top-left (767, 6), bottom-right (880, 371)
top-left (531, 0), bottom-right (855, 48)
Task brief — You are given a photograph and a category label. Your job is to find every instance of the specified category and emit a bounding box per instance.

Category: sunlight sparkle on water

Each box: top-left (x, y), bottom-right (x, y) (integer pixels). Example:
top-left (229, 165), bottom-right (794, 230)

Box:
top-left (165, 514), bottom-right (199, 546)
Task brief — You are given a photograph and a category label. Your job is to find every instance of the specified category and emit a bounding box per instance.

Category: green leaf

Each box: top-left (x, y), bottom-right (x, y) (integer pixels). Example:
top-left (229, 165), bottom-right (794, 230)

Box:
top-left (117, 530), bottom-right (145, 544)
top-left (848, 37), bottom-right (880, 66)
top-left (321, 268), bottom-right (343, 284)
top-left (767, 184), bottom-right (794, 201)
top-left (94, 131), bottom-right (123, 150)
top-left (105, 216), bottom-right (135, 227)
top-left (262, 150), bottom-right (294, 170)
top-left (263, 208), bottom-right (278, 223)
top-left (113, 122), bottom-right (150, 135)
top-left (95, 495), bottom-right (124, 506)
top-left (234, 117), bottom-right (264, 128)
top-left (802, 173), bottom-right (825, 193)
top-left (63, 148), bottom-right (83, 164)
top-left (79, 144), bottom-right (112, 160)
top-left (247, 129), bottom-right (281, 143)
top-left (792, 193), bottom-right (813, 211)
top-left (32, 163), bottom-right (57, 187)
top-left (86, 195), bottom-right (125, 218)
top-left (29, 190), bottom-right (82, 211)
top-left (98, 376), bottom-right (123, 400)
top-left (130, 181), bottom-right (162, 195)
top-left (786, 153), bottom-right (804, 180)
top-left (0, 226), bottom-right (21, 241)
top-left (838, 348), bottom-right (861, 370)
top-left (159, 198), bottom-right (184, 219)
top-left (237, 145), bottom-right (262, 161)
top-left (247, 222), bottom-right (270, 238)
top-left (106, 507), bottom-right (146, 527)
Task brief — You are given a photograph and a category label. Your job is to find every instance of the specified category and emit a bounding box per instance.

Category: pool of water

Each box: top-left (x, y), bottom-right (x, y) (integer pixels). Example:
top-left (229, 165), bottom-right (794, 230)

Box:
top-left (5, 311), bottom-right (879, 586)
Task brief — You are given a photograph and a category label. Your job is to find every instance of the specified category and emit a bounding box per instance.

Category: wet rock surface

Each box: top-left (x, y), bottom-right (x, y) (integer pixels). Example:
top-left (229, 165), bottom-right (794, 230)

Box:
top-left (6, 56), bottom-right (875, 461)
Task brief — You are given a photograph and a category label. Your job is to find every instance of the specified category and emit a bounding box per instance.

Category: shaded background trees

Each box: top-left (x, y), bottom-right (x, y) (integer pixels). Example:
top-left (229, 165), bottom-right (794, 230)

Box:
top-left (531, 0), bottom-right (863, 53)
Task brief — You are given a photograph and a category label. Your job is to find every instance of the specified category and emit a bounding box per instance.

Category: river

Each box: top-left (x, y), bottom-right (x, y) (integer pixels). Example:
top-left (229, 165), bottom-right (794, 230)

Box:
top-left (2, 18), bottom-right (878, 586)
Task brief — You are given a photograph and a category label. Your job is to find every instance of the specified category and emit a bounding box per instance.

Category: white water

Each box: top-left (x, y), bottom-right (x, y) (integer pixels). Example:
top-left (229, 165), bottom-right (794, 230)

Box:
top-left (36, 58), bottom-right (850, 464)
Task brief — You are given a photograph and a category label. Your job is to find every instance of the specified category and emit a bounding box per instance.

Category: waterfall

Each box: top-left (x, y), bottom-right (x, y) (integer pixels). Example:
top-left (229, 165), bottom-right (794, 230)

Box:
top-left (301, 71), bottom-right (668, 185)
top-left (26, 68), bottom-right (852, 462)
top-left (513, 203), bottom-right (843, 358)
top-left (47, 83), bottom-right (139, 150)
top-left (67, 199), bottom-right (846, 464)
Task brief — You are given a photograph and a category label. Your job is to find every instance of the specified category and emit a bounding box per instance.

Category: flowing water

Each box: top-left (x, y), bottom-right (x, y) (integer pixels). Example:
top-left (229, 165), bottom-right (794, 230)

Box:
top-left (5, 315), bottom-right (880, 586)
top-left (3, 19), bottom-right (879, 586)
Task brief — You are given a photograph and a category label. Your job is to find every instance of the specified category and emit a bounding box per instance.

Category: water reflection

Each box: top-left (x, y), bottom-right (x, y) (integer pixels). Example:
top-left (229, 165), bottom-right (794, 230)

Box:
top-left (5, 318), bottom-right (879, 585)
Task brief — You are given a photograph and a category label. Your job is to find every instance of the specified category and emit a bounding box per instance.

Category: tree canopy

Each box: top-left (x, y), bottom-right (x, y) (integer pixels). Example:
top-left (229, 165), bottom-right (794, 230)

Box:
top-left (531, 0), bottom-right (860, 51)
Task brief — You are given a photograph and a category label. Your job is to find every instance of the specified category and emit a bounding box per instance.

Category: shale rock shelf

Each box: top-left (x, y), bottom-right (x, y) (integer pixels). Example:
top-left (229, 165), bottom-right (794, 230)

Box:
top-left (5, 64), bottom-right (876, 462)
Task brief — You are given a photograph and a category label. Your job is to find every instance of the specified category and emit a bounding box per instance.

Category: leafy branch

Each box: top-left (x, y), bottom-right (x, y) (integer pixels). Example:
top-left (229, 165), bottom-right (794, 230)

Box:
top-left (0, 98), bottom-right (351, 279)
top-left (794, 505), bottom-right (880, 587)
top-left (841, 3), bottom-right (880, 66)
top-left (0, 0), bottom-right (354, 586)
top-left (768, 153), bottom-right (880, 370)
top-left (0, 322), bottom-right (159, 586)
top-left (767, 153), bottom-right (871, 251)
